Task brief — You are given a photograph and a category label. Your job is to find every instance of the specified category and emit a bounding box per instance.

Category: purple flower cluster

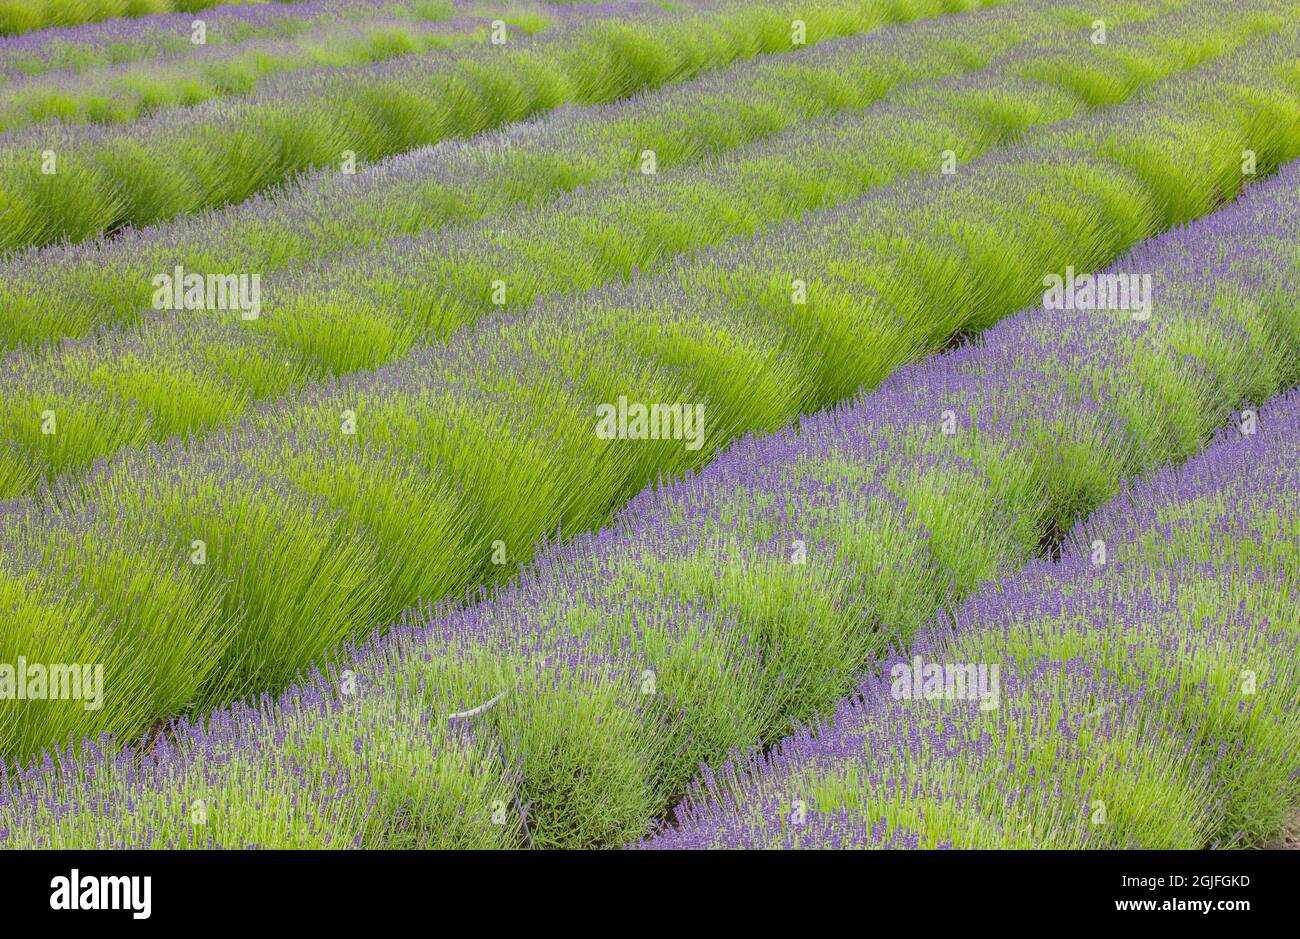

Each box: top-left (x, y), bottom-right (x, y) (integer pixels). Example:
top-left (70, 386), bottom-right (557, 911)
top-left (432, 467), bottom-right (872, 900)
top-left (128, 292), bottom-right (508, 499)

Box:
top-left (645, 395), bottom-right (1300, 849)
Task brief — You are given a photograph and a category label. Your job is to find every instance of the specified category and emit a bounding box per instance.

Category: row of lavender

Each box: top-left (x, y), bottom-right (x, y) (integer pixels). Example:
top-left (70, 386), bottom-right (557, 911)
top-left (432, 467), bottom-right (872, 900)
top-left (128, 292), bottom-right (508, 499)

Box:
top-left (648, 391), bottom-right (1300, 849)
top-left (0, 0), bottom-right (1256, 496)
top-left (0, 0), bottom-right (583, 79)
top-left (2, 156), bottom-right (1295, 848)
top-left (0, 0), bottom-right (454, 38)
top-left (0, 4), bottom-right (555, 135)
top-left (2, 21), bottom-right (1294, 765)
top-left (0, 0), bottom-right (1174, 352)
top-left (0, 0), bottom-right (959, 251)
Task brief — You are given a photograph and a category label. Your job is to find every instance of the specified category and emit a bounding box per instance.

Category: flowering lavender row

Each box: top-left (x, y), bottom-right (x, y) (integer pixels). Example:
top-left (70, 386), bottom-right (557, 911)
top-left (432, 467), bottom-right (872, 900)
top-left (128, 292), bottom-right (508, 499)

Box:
top-left (1060, 382), bottom-right (1300, 572)
top-left (949, 404), bottom-right (1300, 844)
top-left (649, 389), bottom-right (1300, 848)
top-left (0, 3), bottom-right (668, 133)
top-left (0, 0), bottom-right (404, 39)
top-left (0, 26), bottom-right (1295, 767)
top-left (0, 0), bottom-right (1282, 501)
top-left (2, 154), bottom-right (1297, 848)
top-left (0, 0), bottom-right (961, 251)
top-left (0, 0), bottom-right (483, 80)
top-left (0, 0), bottom-right (683, 147)
top-left (0, 0), bottom-right (1118, 351)
top-left (647, 665), bottom-right (1223, 848)
top-left (0, 11), bottom-right (530, 135)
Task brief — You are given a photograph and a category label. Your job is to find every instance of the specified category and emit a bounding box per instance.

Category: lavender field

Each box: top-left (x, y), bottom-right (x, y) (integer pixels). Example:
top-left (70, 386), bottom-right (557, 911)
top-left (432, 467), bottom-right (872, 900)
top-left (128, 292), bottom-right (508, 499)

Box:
top-left (0, 0), bottom-right (1297, 870)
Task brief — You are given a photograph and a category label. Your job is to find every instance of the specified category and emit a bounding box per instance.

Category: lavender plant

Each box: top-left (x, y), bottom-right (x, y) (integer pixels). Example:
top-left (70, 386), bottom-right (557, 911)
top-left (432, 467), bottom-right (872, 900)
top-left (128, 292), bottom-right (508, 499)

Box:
top-left (652, 390), bottom-right (1300, 848)
top-left (0, 13), bottom-right (528, 135)
top-left (0, 0), bottom-right (989, 251)
top-left (0, 0), bottom-right (1289, 501)
top-left (0, 0), bottom-right (455, 38)
top-left (0, 0), bottom-right (1231, 352)
top-left (0, 0), bottom-right (568, 79)
top-left (3, 152), bottom-right (1296, 848)
top-left (1, 28), bottom-right (1296, 765)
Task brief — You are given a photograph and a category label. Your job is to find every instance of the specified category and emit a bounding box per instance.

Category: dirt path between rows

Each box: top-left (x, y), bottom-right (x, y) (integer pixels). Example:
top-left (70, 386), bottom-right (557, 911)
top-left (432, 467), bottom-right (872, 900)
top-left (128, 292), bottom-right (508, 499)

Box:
top-left (1265, 808), bottom-right (1300, 849)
